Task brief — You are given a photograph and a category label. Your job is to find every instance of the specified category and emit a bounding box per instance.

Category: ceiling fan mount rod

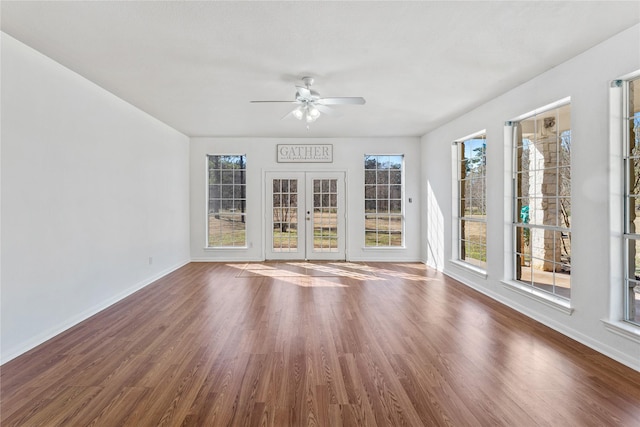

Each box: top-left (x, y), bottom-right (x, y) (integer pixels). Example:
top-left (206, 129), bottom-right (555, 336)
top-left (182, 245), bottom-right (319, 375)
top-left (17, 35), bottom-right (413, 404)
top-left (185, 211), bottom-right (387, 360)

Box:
top-left (301, 76), bottom-right (314, 88)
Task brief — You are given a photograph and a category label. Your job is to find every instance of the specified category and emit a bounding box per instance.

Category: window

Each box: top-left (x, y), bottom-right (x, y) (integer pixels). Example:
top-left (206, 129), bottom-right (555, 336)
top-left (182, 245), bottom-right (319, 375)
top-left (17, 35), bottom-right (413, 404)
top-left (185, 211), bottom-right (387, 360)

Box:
top-left (364, 155), bottom-right (403, 247)
top-left (456, 132), bottom-right (487, 269)
top-left (623, 76), bottom-right (640, 325)
top-left (207, 155), bottom-right (246, 247)
top-left (513, 102), bottom-right (571, 300)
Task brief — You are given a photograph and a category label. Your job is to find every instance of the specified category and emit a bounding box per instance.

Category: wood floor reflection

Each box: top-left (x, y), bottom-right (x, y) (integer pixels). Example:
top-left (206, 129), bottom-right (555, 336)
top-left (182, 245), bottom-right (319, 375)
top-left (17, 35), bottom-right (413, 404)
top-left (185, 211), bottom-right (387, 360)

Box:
top-left (2, 262), bottom-right (639, 426)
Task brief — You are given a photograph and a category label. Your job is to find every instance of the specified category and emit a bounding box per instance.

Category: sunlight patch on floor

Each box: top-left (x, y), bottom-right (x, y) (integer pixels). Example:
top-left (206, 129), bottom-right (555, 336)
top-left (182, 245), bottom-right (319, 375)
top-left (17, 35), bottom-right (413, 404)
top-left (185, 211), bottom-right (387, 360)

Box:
top-left (225, 261), bottom-right (434, 287)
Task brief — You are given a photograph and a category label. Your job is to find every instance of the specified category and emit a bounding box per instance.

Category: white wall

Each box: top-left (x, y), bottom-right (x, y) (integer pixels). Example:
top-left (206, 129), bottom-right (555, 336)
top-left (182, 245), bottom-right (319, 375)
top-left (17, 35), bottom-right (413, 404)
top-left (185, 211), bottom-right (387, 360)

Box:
top-left (421, 24), bottom-right (640, 370)
top-left (0, 34), bottom-right (191, 363)
top-left (190, 137), bottom-right (421, 262)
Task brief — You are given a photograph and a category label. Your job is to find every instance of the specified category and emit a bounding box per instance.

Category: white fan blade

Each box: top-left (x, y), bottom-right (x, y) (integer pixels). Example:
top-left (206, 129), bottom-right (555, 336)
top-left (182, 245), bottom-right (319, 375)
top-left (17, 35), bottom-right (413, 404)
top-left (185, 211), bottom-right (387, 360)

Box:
top-left (281, 109), bottom-right (297, 120)
top-left (282, 104), bottom-right (305, 120)
top-left (317, 97), bottom-right (366, 105)
top-left (314, 104), bottom-right (340, 117)
top-left (250, 100), bottom-right (297, 103)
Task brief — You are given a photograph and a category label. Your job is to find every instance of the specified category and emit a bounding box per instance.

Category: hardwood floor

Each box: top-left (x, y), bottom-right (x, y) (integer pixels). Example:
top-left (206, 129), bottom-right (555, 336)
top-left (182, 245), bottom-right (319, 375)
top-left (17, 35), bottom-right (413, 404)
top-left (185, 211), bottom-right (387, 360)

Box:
top-left (2, 262), bottom-right (639, 426)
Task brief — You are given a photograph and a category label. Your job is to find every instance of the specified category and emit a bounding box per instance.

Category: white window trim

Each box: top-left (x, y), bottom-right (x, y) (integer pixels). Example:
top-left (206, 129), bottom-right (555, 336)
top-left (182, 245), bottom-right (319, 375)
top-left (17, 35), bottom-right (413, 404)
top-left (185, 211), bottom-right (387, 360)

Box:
top-left (205, 154), bottom-right (248, 249)
top-left (501, 280), bottom-right (573, 315)
top-left (364, 154), bottom-right (405, 248)
top-left (450, 259), bottom-right (488, 279)
top-left (203, 246), bottom-right (248, 251)
top-left (611, 70), bottom-right (640, 333)
top-left (504, 98), bottom-right (574, 307)
top-left (601, 319), bottom-right (640, 344)
top-left (452, 130), bottom-right (488, 274)
top-left (362, 246), bottom-right (407, 251)
top-left (510, 97), bottom-right (571, 122)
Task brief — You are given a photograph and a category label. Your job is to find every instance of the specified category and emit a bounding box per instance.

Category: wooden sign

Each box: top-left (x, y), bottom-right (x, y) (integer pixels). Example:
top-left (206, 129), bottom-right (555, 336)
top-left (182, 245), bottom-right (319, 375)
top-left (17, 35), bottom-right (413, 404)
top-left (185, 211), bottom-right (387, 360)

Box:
top-left (277, 144), bottom-right (333, 163)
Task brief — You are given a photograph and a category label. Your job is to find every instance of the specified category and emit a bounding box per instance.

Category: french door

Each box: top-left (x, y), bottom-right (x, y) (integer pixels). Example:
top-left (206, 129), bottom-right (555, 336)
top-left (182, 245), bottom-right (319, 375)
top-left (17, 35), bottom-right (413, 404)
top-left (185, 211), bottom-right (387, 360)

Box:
top-left (266, 171), bottom-right (345, 260)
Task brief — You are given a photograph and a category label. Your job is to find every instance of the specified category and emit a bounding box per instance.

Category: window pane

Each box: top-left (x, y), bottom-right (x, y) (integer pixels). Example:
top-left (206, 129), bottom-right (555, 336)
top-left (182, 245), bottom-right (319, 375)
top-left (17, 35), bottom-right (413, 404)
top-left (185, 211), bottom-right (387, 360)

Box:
top-left (221, 170), bottom-right (234, 184)
top-left (221, 185), bottom-right (233, 198)
top-left (365, 200), bottom-right (376, 212)
top-left (390, 185), bottom-right (402, 199)
top-left (388, 156), bottom-right (402, 169)
top-left (389, 170), bottom-right (402, 184)
top-left (624, 240), bottom-right (640, 323)
top-left (377, 185), bottom-right (389, 198)
top-left (390, 199), bottom-right (402, 214)
top-left (365, 185), bottom-right (376, 199)
top-left (389, 216), bottom-right (403, 246)
top-left (364, 170), bottom-right (376, 185)
top-left (209, 169), bottom-right (221, 184)
top-left (463, 241), bottom-right (486, 269)
top-left (628, 158), bottom-right (640, 197)
top-left (558, 198), bottom-right (571, 228)
top-left (365, 156), bottom-right (377, 169)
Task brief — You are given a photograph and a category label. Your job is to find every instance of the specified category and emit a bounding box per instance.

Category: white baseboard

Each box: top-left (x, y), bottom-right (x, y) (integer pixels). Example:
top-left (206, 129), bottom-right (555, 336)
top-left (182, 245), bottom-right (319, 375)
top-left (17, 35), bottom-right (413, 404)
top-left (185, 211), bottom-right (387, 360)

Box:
top-left (345, 257), bottom-right (423, 263)
top-left (443, 269), bottom-right (640, 372)
top-left (190, 257), bottom-right (265, 262)
top-left (1, 259), bottom-right (190, 365)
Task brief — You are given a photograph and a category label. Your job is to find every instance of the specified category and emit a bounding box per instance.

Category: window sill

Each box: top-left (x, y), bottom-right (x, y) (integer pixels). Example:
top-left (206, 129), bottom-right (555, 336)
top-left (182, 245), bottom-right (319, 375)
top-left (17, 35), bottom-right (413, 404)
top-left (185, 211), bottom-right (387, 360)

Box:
top-left (601, 320), bottom-right (640, 344)
top-left (204, 246), bottom-right (249, 251)
top-left (501, 280), bottom-right (574, 315)
top-left (362, 246), bottom-right (406, 251)
top-left (450, 259), bottom-right (488, 279)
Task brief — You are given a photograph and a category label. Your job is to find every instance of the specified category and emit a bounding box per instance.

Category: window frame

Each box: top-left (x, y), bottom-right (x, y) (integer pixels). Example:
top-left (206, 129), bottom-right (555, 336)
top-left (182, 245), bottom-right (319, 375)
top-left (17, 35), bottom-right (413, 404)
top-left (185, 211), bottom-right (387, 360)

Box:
top-left (364, 154), bottom-right (405, 248)
top-left (206, 154), bottom-right (247, 248)
top-left (454, 130), bottom-right (488, 272)
top-left (510, 99), bottom-right (572, 302)
top-left (622, 75), bottom-right (640, 327)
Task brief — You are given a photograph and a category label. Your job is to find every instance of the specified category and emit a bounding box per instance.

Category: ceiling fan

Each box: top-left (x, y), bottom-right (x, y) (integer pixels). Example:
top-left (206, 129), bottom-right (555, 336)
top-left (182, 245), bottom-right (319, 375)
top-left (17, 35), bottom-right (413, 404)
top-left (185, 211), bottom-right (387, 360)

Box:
top-left (250, 77), bottom-right (365, 127)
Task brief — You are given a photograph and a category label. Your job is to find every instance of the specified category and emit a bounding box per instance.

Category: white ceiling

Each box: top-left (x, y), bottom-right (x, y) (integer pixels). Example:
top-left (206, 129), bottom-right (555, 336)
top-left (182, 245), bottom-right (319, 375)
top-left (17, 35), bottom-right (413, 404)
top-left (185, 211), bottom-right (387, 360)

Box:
top-left (2, 1), bottom-right (639, 138)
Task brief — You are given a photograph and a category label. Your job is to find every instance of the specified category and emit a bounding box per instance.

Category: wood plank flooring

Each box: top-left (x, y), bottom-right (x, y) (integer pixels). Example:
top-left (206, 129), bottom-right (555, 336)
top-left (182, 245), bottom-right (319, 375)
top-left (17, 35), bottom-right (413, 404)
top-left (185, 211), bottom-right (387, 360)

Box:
top-left (2, 262), bottom-right (639, 426)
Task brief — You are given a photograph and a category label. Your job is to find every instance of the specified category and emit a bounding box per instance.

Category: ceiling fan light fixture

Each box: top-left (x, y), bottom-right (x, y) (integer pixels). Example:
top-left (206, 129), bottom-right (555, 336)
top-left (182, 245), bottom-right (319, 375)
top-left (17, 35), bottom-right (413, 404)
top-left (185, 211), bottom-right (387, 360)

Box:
top-left (308, 106), bottom-right (320, 119)
top-left (292, 106), bottom-right (304, 120)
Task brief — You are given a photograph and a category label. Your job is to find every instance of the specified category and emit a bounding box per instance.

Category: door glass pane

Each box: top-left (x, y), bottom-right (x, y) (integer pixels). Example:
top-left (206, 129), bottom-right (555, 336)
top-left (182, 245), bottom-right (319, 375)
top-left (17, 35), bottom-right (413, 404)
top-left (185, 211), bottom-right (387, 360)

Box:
top-left (312, 178), bottom-right (338, 252)
top-left (272, 178), bottom-right (298, 251)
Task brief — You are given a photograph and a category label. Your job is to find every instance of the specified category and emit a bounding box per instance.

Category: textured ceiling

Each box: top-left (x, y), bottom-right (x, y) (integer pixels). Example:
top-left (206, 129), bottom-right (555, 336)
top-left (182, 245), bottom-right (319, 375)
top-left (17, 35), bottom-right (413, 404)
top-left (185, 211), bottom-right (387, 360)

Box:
top-left (2, 1), bottom-right (639, 138)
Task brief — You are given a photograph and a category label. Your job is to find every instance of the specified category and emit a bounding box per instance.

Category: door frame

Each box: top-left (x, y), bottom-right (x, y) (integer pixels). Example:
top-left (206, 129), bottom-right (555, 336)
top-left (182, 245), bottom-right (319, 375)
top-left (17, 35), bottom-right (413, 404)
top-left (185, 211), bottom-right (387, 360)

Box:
top-left (264, 170), bottom-right (347, 261)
